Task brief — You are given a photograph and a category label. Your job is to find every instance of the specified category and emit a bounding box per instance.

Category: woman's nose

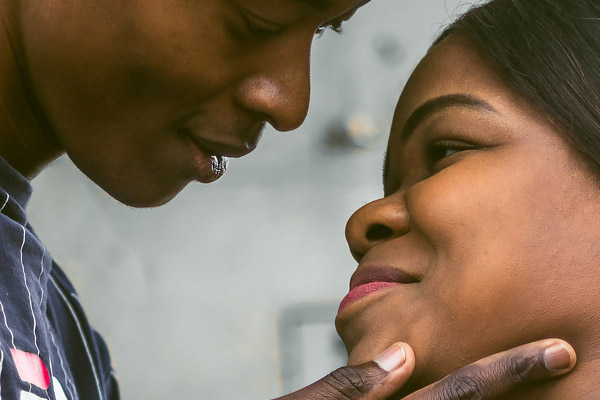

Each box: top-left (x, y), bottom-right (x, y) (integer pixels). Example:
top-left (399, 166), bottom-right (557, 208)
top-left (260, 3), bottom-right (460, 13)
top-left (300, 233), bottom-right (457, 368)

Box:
top-left (345, 193), bottom-right (411, 262)
top-left (234, 36), bottom-right (311, 132)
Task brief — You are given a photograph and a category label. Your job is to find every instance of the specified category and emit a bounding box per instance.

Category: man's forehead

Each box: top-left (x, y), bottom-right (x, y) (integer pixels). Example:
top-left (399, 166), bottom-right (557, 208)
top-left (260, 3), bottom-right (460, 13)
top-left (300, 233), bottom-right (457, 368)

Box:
top-left (291, 0), bottom-right (334, 11)
top-left (290, 0), bottom-right (370, 14)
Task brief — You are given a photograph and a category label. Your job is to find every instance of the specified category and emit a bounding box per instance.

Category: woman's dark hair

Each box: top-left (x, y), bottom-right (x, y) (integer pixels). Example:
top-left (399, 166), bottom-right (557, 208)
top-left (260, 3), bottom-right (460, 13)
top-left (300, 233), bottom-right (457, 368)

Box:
top-left (435, 0), bottom-right (600, 173)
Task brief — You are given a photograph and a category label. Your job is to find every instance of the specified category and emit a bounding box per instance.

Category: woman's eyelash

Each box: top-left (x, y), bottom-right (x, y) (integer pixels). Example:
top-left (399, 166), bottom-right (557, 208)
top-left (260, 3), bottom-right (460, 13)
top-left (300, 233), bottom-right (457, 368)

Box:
top-left (315, 20), bottom-right (344, 37)
top-left (426, 141), bottom-right (474, 163)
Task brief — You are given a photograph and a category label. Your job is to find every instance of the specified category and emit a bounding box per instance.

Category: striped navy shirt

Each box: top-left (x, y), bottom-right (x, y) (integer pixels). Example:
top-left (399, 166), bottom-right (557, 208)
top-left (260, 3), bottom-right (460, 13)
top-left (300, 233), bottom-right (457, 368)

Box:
top-left (0, 157), bottom-right (119, 400)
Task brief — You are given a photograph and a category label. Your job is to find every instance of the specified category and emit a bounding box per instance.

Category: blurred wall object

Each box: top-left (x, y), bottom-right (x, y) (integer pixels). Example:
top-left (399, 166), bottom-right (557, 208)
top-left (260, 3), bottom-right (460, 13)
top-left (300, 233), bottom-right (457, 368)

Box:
top-left (278, 302), bottom-right (346, 393)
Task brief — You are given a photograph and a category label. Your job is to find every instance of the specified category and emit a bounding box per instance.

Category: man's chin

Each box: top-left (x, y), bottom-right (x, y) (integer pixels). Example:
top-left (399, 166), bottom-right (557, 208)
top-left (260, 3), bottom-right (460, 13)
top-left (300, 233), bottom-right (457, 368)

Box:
top-left (103, 182), bottom-right (185, 208)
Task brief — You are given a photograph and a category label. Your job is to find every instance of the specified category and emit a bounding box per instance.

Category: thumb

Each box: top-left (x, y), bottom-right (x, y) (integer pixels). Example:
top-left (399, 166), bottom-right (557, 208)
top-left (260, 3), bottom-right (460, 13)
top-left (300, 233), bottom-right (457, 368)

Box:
top-left (275, 343), bottom-right (415, 400)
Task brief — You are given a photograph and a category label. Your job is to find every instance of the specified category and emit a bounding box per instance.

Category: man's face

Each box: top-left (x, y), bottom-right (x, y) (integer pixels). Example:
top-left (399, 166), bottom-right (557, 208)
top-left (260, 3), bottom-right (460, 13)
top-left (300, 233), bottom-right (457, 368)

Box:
top-left (20, 0), bottom-right (368, 206)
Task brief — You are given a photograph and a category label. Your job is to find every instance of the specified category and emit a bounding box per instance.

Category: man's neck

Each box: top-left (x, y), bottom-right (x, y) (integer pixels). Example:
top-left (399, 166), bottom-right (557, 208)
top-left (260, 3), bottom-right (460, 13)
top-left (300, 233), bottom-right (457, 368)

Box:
top-left (0, 0), bottom-right (62, 179)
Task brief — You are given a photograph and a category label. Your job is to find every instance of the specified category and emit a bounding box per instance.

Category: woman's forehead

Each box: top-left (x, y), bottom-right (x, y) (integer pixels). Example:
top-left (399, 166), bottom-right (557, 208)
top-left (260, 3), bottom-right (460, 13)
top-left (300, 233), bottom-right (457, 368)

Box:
top-left (399, 38), bottom-right (494, 109)
top-left (383, 34), bottom-right (564, 190)
top-left (391, 35), bottom-right (523, 137)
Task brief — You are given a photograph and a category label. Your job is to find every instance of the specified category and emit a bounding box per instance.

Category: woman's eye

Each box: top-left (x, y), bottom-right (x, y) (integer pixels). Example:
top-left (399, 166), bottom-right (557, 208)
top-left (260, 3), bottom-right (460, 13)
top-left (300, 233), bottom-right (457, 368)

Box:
top-left (426, 140), bottom-right (474, 165)
top-left (430, 146), bottom-right (458, 160)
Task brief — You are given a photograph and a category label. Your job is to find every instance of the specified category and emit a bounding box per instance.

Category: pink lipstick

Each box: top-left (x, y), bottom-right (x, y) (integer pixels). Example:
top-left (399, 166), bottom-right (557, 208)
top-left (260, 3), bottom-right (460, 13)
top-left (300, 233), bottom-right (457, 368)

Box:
top-left (338, 281), bottom-right (401, 312)
top-left (338, 266), bottom-right (419, 313)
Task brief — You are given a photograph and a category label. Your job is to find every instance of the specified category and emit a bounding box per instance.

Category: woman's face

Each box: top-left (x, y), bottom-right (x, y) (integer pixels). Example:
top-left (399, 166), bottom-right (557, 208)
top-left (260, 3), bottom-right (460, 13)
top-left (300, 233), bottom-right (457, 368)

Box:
top-left (19, 0), bottom-right (368, 206)
top-left (336, 34), bottom-right (600, 395)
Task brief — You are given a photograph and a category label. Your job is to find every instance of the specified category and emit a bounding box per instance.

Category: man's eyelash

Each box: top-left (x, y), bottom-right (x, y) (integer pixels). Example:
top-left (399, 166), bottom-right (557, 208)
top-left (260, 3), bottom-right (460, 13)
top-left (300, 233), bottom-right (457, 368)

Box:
top-left (243, 16), bottom-right (283, 36)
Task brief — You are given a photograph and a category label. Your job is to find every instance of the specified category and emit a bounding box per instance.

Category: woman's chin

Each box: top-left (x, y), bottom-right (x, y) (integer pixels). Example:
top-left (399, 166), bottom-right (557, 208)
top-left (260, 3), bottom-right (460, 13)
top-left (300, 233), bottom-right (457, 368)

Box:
top-left (346, 338), bottom-right (411, 367)
top-left (346, 348), bottom-right (370, 367)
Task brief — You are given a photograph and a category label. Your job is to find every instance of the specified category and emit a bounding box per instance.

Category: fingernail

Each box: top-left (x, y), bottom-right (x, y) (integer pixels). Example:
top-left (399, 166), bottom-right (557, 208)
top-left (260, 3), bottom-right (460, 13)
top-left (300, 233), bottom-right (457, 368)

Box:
top-left (374, 343), bottom-right (407, 372)
top-left (543, 344), bottom-right (573, 371)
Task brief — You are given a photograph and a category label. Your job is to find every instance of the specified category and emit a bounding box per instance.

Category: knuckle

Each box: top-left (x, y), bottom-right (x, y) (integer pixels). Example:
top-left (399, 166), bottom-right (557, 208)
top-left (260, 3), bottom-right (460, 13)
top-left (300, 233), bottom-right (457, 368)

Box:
top-left (321, 366), bottom-right (371, 399)
top-left (429, 352), bottom-right (539, 400)
top-left (433, 367), bottom-right (489, 400)
top-left (495, 351), bottom-right (539, 385)
top-left (509, 352), bottom-right (539, 383)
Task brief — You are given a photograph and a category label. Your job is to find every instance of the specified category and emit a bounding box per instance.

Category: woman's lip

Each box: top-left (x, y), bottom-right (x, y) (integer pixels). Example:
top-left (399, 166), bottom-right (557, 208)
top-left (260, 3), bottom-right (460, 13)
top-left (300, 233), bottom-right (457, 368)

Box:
top-left (339, 266), bottom-right (420, 313)
top-left (338, 282), bottom-right (401, 313)
top-left (185, 135), bottom-right (229, 183)
top-left (349, 266), bottom-right (419, 290)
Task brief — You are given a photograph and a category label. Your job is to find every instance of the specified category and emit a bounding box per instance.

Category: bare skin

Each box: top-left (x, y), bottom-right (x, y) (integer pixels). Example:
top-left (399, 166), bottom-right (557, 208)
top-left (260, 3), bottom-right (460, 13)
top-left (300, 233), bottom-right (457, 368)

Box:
top-left (0, 0), bottom-right (579, 398)
top-left (339, 34), bottom-right (600, 399)
top-left (0, 0), bottom-right (367, 206)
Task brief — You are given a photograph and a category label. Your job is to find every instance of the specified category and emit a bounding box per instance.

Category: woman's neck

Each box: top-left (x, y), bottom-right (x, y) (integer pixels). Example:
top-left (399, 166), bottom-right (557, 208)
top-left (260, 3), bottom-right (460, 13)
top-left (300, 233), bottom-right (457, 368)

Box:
top-left (0, 0), bottom-right (62, 179)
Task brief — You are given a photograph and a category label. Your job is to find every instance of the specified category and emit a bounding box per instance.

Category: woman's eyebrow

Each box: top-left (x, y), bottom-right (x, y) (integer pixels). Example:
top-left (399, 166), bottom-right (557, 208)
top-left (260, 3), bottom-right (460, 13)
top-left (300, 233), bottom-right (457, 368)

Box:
top-left (400, 94), bottom-right (498, 143)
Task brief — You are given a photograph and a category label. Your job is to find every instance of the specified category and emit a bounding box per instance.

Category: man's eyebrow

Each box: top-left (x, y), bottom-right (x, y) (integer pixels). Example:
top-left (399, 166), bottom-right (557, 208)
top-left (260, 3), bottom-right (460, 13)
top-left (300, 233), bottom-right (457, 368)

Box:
top-left (400, 94), bottom-right (498, 143)
top-left (382, 94), bottom-right (497, 193)
top-left (292, 0), bottom-right (334, 11)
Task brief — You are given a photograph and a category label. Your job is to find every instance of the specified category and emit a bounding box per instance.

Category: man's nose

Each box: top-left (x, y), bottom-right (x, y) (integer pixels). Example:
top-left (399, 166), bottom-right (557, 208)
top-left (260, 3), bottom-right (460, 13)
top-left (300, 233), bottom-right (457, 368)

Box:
top-left (345, 192), bottom-right (411, 262)
top-left (234, 35), bottom-right (311, 132)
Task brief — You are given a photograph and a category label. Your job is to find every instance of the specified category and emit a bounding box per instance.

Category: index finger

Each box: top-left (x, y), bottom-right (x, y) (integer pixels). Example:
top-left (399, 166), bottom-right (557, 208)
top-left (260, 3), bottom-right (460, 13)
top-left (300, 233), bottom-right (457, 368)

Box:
top-left (403, 339), bottom-right (576, 399)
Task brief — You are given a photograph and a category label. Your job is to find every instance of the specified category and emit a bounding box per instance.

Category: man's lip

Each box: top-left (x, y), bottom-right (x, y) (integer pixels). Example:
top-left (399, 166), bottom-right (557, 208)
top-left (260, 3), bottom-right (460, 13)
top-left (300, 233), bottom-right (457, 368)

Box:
top-left (187, 134), bottom-right (255, 159)
top-left (349, 266), bottom-right (419, 290)
top-left (178, 116), bottom-right (265, 159)
top-left (183, 135), bottom-right (229, 183)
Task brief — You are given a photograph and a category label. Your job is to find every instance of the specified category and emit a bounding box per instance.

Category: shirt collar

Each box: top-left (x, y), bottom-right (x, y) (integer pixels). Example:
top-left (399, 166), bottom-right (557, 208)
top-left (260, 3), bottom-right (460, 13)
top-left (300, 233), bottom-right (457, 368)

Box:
top-left (0, 156), bottom-right (33, 210)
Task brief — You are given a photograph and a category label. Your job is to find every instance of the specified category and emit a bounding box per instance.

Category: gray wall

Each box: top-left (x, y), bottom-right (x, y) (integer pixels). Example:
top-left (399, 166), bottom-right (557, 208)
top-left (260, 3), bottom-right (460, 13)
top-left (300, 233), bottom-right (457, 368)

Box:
top-left (27, 1), bottom-right (480, 398)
